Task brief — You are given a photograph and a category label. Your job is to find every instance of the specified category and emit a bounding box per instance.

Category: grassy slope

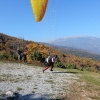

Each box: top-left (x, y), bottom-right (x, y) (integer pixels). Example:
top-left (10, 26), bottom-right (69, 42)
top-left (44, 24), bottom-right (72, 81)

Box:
top-left (57, 68), bottom-right (100, 100)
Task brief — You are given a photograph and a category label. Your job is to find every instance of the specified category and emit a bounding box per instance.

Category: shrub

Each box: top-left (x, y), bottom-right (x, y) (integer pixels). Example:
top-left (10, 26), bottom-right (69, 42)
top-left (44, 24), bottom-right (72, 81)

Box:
top-left (55, 61), bottom-right (66, 68)
top-left (65, 64), bottom-right (76, 69)
top-left (30, 51), bottom-right (44, 62)
top-left (83, 66), bottom-right (90, 71)
top-left (0, 54), bottom-right (4, 60)
top-left (0, 54), bottom-right (13, 60)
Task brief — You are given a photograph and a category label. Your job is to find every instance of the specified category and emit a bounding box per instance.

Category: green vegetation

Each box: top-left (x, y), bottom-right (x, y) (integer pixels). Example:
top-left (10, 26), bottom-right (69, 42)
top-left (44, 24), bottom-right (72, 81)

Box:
top-left (45, 80), bottom-right (54, 84)
top-left (1, 33), bottom-right (100, 73)
top-left (30, 51), bottom-right (44, 62)
top-left (80, 72), bottom-right (100, 86)
top-left (0, 92), bottom-right (6, 97)
top-left (55, 62), bottom-right (77, 69)
top-left (0, 54), bottom-right (13, 60)
top-left (56, 46), bottom-right (100, 61)
top-left (67, 69), bottom-right (100, 86)
top-left (17, 87), bottom-right (23, 91)
top-left (55, 68), bottom-right (100, 100)
top-left (54, 57), bottom-right (76, 69)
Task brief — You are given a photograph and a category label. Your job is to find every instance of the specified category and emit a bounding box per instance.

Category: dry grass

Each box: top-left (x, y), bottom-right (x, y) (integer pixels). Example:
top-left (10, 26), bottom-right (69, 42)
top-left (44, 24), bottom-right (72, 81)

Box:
top-left (66, 81), bottom-right (100, 100)
top-left (62, 69), bottom-right (100, 100)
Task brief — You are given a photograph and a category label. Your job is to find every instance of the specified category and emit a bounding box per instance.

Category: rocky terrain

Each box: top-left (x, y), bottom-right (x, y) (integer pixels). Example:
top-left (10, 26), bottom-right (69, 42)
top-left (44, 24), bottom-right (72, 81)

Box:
top-left (0, 62), bottom-right (79, 100)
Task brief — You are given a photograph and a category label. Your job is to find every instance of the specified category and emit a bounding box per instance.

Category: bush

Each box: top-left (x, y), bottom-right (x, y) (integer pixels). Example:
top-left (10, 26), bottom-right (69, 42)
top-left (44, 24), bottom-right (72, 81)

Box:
top-left (54, 62), bottom-right (66, 68)
top-left (0, 54), bottom-right (4, 59)
top-left (0, 54), bottom-right (13, 60)
top-left (30, 51), bottom-right (44, 62)
top-left (65, 64), bottom-right (76, 69)
top-left (80, 66), bottom-right (90, 71)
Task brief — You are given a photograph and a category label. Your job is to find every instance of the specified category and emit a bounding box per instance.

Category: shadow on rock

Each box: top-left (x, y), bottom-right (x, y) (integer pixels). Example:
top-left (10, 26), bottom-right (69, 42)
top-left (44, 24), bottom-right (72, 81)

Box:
top-left (0, 92), bottom-right (66, 100)
top-left (9, 93), bottom-right (65, 100)
top-left (18, 93), bottom-right (49, 100)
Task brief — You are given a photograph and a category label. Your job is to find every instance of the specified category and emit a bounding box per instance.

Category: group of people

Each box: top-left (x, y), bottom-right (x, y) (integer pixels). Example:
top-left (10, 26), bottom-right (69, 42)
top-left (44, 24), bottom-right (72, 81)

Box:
top-left (43, 55), bottom-right (58, 73)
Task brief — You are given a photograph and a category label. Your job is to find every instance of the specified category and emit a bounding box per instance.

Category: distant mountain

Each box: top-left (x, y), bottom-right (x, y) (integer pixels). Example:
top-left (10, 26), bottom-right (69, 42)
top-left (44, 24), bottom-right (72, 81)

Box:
top-left (40, 42), bottom-right (100, 61)
top-left (47, 36), bottom-right (100, 54)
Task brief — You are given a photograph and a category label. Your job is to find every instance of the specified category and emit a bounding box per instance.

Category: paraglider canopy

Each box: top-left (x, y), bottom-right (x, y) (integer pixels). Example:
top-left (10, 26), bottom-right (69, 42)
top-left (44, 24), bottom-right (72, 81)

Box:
top-left (30, 0), bottom-right (48, 22)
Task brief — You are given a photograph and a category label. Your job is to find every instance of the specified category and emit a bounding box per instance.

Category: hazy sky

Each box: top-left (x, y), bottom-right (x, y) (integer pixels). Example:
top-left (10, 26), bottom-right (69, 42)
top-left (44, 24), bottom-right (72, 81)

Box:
top-left (0, 0), bottom-right (100, 42)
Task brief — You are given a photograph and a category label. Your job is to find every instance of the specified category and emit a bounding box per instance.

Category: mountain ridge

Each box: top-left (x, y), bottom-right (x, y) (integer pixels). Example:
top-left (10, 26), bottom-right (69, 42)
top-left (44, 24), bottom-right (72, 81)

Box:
top-left (47, 36), bottom-right (100, 54)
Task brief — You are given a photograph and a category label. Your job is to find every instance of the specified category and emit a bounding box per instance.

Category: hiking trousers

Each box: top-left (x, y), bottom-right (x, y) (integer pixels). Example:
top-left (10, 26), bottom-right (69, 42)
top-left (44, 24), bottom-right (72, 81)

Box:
top-left (43, 63), bottom-right (54, 71)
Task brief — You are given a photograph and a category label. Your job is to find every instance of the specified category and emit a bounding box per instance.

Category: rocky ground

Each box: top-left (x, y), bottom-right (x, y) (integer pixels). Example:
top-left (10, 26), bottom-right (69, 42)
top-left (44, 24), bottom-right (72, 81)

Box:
top-left (0, 62), bottom-right (79, 100)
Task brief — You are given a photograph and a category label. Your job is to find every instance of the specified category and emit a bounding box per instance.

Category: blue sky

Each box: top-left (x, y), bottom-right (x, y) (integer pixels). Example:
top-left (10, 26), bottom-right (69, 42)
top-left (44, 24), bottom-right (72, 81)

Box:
top-left (0, 0), bottom-right (100, 42)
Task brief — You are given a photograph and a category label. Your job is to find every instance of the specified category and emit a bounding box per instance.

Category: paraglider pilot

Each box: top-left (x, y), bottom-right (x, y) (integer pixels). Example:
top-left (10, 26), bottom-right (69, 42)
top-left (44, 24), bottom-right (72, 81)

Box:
top-left (43, 55), bottom-right (57, 73)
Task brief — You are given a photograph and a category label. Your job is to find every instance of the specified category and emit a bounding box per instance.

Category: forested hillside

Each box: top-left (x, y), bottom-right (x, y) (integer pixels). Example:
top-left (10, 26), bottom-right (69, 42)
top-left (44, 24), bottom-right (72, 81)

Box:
top-left (0, 33), bottom-right (100, 72)
top-left (52, 46), bottom-right (100, 61)
top-left (41, 43), bottom-right (100, 61)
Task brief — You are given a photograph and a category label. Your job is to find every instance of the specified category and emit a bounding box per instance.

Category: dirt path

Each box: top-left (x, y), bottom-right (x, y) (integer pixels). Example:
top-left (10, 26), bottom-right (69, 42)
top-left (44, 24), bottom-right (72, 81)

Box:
top-left (0, 62), bottom-right (79, 100)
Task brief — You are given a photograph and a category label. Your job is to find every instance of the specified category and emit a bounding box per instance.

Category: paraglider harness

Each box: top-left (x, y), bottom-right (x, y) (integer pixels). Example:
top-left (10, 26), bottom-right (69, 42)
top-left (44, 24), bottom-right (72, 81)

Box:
top-left (44, 56), bottom-right (52, 66)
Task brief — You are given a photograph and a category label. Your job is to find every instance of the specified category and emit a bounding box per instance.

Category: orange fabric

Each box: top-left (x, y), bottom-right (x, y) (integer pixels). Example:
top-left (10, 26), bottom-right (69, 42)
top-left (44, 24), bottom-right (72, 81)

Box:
top-left (39, 0), bottom-right (48, 21)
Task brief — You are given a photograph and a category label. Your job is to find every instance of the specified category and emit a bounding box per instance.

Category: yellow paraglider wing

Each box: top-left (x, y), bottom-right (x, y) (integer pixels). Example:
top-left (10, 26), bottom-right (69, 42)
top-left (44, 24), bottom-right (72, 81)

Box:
top-left (30, 0), bottom-right (48, 22)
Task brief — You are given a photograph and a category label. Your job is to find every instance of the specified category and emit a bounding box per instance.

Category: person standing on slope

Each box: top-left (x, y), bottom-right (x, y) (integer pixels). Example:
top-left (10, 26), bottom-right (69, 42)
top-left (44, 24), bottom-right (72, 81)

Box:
top-left (43, 55), bottom-right (57, 73)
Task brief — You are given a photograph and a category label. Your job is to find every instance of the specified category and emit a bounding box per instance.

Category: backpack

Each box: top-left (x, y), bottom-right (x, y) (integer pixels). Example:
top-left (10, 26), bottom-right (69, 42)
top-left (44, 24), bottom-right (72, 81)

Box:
top-left (44, 56), bottom-right (52, 66)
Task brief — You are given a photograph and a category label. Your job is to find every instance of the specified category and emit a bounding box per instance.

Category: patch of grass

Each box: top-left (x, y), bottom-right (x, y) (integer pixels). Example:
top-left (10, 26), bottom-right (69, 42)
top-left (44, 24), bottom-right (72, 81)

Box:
top-left (35, 84), bottom-right (37, 86)
top-left (63, 69), bottom-right (100, 100)
top-left (45, 80), bottom-right (54, 84)
top-left (82, 75), bottom-right (100, 86)
top-left (37, 75), bottom-right (41, 78)
top-left (52, 68), bottom-right (100, 100)
top-left (89, 96), bottom-right (100, 100)
top-left (17, 87), bottom-right (23, 91)
top-left (0, 78), bottom-right (4, 82)
top-left (18, 74), bottom-right (22, 76)
top-left (0, 74), bottom-right (26, 82)
top-left (33, 87), bottom-right (37, 90)
top-left (51, 86), bottom-right (53, 88)
top-left (57, 68), bottom-right (100, 86)
top-left (0, 92), bottom-right (6, 97)
top-left (25, 75), bottom-right (32, 80)
top-left (49, 77), bottom-right (52, 79)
